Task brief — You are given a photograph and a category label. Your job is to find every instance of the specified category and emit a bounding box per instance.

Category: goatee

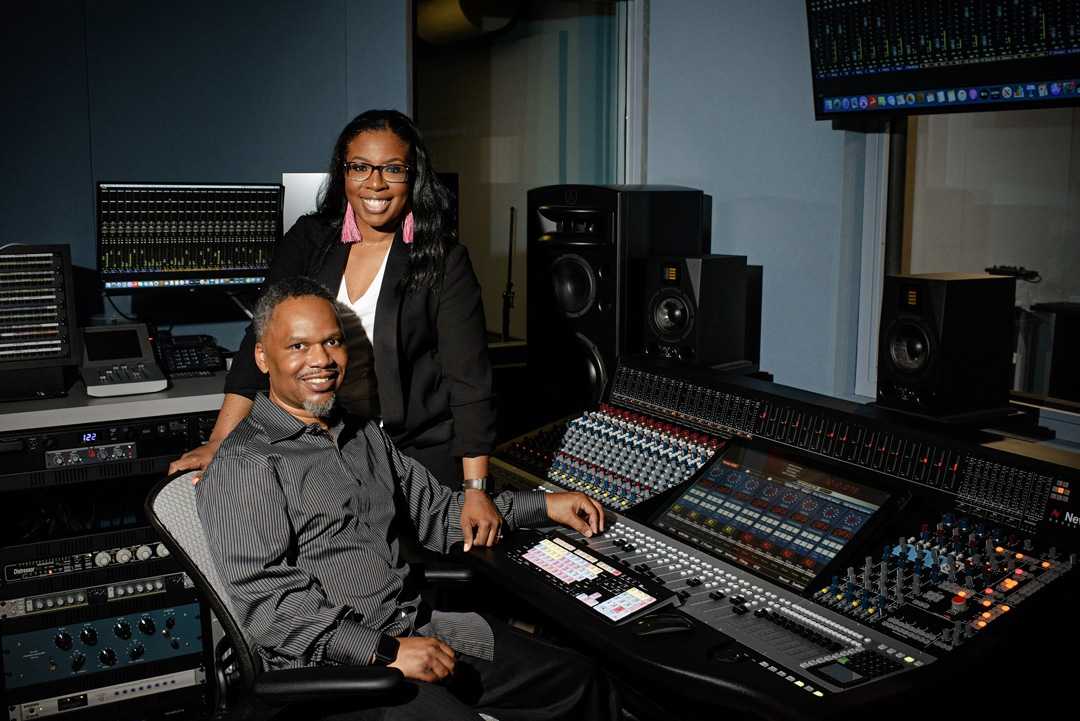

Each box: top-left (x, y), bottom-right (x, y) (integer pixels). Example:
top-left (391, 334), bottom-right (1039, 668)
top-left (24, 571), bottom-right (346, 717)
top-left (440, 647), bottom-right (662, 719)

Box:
top-left (302, 394), bottom-right (338, 419)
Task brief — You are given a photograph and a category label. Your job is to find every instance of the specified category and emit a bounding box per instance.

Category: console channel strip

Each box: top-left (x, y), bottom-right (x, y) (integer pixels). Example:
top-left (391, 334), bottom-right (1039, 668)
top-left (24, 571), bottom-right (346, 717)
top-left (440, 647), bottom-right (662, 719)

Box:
top-left (495, 404), bottom-right (720, 511)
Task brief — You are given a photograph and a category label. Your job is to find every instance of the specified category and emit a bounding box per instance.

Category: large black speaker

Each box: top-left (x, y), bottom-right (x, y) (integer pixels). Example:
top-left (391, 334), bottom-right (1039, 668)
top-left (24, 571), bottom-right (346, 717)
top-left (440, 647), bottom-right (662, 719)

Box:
top-left (526, 185), bottom-right (708, 418)
top-left (877, 273), bottom-right (1016, 416)
top-left (636, 255), bottom-right (750, 366)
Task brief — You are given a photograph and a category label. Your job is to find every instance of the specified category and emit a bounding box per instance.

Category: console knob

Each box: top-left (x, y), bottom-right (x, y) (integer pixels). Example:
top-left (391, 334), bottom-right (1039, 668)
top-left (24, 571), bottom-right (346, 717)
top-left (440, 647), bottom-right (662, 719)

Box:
top-left (94, 551), bottom-right (111, 568)
top-left (80, 627), bottom-right (98, 646)
top-left (99, 648), bottom-right (117, 666)
top-left (136, 545), bottom-right (153, 561)
top-left (71, 651), bottom-right (86, 671)
top-left (55, 631), bottom-right (73, 651)
top-left (114, 621), bottom-right (132, 640)
top-left (114, 548), bottom-right (132, 564)
top-left (138, 616), bottom-right (156, 635)
top-left (128, 643), bottom-right (145, 660)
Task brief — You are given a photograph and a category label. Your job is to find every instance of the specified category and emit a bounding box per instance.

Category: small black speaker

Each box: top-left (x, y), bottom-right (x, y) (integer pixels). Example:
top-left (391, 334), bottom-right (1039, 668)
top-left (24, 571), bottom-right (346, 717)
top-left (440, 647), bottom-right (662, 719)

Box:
top-left (638, 255), bottom-right (748, 366)
top-left (877, 273), bottom-right (1016, 416)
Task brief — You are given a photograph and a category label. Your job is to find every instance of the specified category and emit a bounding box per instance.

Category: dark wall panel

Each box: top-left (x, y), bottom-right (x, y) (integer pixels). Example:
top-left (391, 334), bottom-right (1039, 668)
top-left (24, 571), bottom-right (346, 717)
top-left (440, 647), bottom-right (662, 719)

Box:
top-left (1, 2), bottom-right (96, 266)
top-left (85, 0), bottom-right (349, 186)
top-left (347, 0), bottom-right (411, 118)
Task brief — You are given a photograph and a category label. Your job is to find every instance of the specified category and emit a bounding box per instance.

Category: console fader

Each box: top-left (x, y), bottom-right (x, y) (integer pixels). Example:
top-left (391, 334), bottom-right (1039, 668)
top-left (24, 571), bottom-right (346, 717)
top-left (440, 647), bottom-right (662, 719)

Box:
top-left (489, 356), bottom-right (1079, 718)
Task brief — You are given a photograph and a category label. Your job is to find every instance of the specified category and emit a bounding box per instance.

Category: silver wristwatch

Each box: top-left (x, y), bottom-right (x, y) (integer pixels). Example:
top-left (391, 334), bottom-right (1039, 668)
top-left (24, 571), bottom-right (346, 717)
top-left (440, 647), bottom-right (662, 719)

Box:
top-left (462, 476), bottom-right (490, 492)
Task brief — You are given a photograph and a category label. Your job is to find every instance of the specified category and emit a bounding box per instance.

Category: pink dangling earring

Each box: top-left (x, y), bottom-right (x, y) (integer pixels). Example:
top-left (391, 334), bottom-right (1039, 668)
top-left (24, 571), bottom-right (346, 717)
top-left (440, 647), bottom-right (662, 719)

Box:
top-left (341, 202), bottom-right (363, 245)
top-left (402, 211), bottom-right (415, 244)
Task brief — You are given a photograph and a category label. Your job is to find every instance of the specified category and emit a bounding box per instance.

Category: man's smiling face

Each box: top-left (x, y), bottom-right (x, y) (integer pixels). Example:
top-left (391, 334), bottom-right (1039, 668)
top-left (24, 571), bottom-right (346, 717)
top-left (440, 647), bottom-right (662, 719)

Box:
top-left (255, 295), bottom-right (347, 423)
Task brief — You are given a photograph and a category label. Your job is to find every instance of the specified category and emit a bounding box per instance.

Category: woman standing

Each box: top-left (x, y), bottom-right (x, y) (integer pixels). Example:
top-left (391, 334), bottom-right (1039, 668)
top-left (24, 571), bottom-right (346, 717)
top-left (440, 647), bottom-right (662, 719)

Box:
top-left (171, 110), bottom-right (503, 546)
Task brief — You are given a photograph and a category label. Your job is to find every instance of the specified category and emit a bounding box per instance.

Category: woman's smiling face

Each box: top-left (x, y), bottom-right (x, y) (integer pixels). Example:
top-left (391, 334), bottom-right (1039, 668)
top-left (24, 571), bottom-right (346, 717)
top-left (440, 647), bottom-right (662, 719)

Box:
top-left (344, 129), bottom-right (411, 236)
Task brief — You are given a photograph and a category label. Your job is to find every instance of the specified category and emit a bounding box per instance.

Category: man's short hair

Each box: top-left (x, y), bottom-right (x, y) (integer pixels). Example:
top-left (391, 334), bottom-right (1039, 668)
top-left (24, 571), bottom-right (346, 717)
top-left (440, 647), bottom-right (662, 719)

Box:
top-left (252, 276), bottom-right (337, 341)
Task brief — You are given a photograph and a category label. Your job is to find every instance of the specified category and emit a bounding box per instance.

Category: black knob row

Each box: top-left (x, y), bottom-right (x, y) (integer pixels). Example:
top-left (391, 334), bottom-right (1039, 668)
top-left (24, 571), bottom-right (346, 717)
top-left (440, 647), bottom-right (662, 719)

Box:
top-left (56, 615), bottom-right (157, 651)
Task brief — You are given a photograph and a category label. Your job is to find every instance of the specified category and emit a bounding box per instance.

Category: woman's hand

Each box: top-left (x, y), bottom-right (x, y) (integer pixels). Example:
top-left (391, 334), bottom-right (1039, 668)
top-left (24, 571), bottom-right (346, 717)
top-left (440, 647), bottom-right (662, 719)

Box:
top-left (461, 490), bottom-right (503, 551)
top-left (167, 393), bottom-right (253, 484)
top-left (167, 439), bottom-right (221, 484)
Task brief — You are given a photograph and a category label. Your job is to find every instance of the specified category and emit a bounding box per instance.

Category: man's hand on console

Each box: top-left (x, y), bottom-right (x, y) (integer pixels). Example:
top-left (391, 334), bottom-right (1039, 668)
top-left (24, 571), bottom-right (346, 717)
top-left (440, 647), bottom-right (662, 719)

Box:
top-left (461, 490), bottom-right (503, 552)
top-left (167, 439), bottom-right (222, 484)
top-left (388, 636), bottom-right (456, 682)
top-left (545, 492), bottom-right (606, 537)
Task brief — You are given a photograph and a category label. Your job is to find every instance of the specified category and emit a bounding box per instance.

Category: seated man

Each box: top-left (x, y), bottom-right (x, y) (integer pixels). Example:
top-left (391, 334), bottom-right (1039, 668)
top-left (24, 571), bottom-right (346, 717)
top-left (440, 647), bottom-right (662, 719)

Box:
top-left (196, 276), bottom-right (617, 721)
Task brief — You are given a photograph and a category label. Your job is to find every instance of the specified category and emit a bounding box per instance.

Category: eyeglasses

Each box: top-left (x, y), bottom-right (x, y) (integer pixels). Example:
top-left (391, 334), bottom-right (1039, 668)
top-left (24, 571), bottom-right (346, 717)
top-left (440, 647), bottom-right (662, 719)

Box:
top-left (343, 162), bottom-right (410, 184)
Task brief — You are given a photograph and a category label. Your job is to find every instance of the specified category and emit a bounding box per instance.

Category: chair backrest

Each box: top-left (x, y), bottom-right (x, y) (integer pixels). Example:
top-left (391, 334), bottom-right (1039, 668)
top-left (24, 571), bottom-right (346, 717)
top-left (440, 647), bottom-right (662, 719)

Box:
top-left (145, 471), bottom-right (260, 691)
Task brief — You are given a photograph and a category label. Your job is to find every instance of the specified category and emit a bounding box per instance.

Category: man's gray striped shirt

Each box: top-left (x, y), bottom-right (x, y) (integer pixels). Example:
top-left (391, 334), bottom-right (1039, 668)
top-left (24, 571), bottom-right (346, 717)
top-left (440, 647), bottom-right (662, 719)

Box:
top-left (196, 393), bottom-right (548, 670)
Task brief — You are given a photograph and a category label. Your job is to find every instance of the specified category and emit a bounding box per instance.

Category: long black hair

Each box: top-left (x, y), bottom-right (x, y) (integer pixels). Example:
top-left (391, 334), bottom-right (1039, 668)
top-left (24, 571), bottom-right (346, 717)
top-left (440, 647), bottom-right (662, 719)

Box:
top-left (316, 109), bottom-right (454, 292)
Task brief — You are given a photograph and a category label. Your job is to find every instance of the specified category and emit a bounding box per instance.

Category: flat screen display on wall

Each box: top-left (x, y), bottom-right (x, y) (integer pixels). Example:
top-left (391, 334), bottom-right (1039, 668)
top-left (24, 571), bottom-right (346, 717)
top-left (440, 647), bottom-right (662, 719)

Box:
top-left (806, 0), bottom-right (1080, 120)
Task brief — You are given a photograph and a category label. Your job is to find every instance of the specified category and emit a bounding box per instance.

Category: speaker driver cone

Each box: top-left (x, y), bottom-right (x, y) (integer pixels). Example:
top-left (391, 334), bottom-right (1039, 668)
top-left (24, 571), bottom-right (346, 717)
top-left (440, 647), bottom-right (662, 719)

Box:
top-left (550, 254), bottom-right (596, 318)
top-left (887, 321), bottom-right (931, 373)
top-left (648, 289), bottom-right (694, 342)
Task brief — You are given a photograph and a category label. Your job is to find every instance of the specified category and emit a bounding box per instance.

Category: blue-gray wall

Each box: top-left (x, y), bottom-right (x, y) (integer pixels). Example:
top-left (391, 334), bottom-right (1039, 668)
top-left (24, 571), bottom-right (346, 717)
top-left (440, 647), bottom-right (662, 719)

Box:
top-left (2, 0), bottom-right (408, 346)
top-left (647, 0), bottom-right (866, 398)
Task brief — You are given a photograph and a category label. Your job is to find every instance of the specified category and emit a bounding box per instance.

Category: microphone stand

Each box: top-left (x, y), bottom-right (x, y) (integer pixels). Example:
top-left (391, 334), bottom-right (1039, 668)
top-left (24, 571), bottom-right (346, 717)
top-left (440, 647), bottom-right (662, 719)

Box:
top-left (501, 207), bottom-right (516, 342)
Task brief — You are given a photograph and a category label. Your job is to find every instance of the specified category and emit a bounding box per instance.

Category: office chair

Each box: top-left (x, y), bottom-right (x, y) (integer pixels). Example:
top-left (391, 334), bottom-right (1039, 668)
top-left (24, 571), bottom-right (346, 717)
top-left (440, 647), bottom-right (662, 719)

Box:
top-left (145, 471), bottom-right (403, 720)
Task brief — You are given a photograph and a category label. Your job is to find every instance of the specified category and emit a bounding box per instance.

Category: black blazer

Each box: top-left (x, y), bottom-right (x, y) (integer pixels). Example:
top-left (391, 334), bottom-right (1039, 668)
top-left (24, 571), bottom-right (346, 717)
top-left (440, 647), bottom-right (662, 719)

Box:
top-left (225, 215), bottom-right (496, 457)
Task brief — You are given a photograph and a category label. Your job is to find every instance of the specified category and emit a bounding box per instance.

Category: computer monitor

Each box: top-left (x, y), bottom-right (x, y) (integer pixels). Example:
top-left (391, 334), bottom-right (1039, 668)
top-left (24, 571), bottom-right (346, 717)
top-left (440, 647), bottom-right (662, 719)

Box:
top-left (807, 0), bottom-right (1080, 119)
top-left (96, 182), bottom-right (282, 292)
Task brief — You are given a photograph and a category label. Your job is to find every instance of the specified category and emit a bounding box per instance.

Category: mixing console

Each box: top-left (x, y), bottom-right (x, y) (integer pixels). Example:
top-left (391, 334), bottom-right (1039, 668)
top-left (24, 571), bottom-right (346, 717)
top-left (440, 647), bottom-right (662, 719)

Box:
top-left (486, 356), bottom-right (1079, 717)
top-left (497, 404), bottom-right (720, 510)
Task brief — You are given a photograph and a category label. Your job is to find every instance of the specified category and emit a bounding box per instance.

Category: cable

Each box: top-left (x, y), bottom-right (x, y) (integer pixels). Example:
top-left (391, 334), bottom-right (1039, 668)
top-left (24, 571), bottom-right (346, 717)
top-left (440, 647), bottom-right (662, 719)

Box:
top-left (105, 293), bottom-right (138, 322)
top-left (226, 291), bottom-right (255, 319)
top-left (985, 265), bottom-right (1041, 283)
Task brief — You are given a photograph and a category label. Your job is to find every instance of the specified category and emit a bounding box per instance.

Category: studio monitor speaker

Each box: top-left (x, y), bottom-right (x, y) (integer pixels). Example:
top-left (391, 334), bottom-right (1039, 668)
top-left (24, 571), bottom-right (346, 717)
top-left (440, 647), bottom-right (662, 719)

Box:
top-left (637, 255), bottom-right (749, 366)
top-left (877, 273), bottom-right (1015, 416)
top-left (526, 185), bottom-right (708, 419)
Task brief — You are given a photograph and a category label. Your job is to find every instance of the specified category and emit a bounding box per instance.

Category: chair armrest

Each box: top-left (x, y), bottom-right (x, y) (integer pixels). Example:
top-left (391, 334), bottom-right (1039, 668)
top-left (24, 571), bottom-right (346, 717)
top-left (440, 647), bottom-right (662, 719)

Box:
top-left (254, 665), bottom-right (403, 704)
top-left (422, 566), bottom-right (474, 583)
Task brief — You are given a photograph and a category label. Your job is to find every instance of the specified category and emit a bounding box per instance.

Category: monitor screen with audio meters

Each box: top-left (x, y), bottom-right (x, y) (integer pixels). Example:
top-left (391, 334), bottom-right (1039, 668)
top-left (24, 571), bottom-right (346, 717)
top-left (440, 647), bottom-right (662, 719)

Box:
top-left (808, 1), bottom-right (1080, 120)
top-left (96, 182), bottom-right (281, 291)
top-left (652, 440), bottom-right (890, 592)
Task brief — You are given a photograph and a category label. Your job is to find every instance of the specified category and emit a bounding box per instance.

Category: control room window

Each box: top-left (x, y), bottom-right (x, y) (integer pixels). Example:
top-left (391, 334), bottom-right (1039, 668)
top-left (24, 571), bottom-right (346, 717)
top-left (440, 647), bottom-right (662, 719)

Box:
top-left (905, 109), bottom-right (1080, 408)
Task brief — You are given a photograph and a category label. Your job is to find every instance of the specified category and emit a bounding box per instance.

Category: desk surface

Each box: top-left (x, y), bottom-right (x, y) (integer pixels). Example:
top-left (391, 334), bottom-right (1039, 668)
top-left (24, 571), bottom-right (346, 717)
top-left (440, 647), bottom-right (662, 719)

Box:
top-left (0, 373), bottom-right (226, 433)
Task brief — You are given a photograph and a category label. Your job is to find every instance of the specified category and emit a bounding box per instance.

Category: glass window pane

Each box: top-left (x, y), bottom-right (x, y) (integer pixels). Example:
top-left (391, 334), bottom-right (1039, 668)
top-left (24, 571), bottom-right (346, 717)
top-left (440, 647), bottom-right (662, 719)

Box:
top-left (908, 109), bottom-right (1080, 402)
top-left (416, 1), bottom-right (620, 341)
